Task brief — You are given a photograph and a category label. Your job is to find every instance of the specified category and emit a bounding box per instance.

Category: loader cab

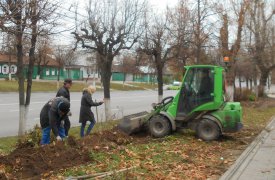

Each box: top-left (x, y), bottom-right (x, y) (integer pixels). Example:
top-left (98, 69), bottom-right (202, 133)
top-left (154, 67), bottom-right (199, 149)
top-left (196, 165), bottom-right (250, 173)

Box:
top-left (177, 66), bottom-right (215, 117)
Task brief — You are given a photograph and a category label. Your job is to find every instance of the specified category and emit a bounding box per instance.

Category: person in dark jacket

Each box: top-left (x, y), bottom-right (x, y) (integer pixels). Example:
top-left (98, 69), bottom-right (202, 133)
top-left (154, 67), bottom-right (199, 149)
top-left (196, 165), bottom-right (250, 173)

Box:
top-left (56, 78), bottom-right (72, 101)
top-left (40, 97), bottom-right (70, 145)
top-left (56, 78), bottom-right (72, 136)
top-left (79, 86), bottom-right (104, 137)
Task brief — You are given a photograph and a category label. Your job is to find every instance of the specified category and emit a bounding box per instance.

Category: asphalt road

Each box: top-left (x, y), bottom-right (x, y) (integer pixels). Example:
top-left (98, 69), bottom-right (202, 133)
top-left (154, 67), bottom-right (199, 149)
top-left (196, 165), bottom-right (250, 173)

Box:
top-left (0, 90), bottom-right (177, 137)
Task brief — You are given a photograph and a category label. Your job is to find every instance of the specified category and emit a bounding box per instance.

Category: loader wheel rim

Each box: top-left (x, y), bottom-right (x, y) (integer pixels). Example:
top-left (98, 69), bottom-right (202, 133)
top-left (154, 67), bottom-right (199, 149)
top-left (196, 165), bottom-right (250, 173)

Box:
top-left (197, 119), bottom-right (220, 141)
top-left (203, 125), bottom-right (213, 136)
top-left (154, 122), bottom-right (164, 132)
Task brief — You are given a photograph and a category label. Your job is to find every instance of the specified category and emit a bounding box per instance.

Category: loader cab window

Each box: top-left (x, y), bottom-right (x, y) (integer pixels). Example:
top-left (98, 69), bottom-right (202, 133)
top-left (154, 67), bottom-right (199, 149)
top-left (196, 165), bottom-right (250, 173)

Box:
top-left (178, 68), bottom-right (214, 116)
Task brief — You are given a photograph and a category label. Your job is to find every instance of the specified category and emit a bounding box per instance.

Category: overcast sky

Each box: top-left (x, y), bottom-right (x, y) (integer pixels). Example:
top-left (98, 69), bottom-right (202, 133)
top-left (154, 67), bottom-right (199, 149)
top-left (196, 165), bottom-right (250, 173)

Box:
top-left (149, 0), bottom-right (178, 9)
top-left (53, 0), bottom-right (179, 46)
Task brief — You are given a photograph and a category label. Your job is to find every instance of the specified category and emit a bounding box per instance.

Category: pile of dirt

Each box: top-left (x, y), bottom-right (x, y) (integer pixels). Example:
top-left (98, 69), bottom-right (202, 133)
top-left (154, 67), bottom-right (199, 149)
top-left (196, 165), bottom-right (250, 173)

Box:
top-left (79, 128), bottom-right (148, 151)
top-left (0, 137), bottom-right (91, 178)
top-left (0, 128), bottom-right (144, 178)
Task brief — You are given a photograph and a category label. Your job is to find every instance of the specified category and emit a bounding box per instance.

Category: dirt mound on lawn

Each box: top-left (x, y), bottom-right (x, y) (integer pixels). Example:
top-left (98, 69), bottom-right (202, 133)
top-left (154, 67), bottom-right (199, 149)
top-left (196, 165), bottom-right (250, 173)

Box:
top-left (80, 128), bottom-right (134, 150)
top-left (0, 138), bottom-right (91, 179)
top-left (0, 128), bottom-right (139, 179)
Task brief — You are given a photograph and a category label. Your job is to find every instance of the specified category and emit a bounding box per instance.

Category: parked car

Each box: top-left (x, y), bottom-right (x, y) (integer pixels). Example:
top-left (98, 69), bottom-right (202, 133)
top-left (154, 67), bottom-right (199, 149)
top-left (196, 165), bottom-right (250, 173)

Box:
top-left (167, 81), bottom-right (181, 90)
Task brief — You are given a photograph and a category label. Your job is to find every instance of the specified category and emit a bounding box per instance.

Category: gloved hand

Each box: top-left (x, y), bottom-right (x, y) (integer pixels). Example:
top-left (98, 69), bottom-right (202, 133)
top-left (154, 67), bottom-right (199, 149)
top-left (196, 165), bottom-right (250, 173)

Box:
top-left (56, 136), bottom-right (62, 141)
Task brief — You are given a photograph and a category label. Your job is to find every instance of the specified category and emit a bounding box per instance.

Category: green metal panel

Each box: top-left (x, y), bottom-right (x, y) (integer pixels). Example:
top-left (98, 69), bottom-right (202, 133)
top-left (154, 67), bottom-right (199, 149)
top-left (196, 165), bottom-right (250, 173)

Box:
top-left (41, 67), bottom-right (64, 80)
top-left (112, 72), bottom-right (125, 81)
top-left (65, 69), bottom-right (81, 80)
top-left (0, 63), bottom-right (72, 80)
top-left (133, 74), bottom-right (156, 83)
top-left (71, 69), bottom-right (80, 79)
top-left (210, 102), bottom-right (242, 132)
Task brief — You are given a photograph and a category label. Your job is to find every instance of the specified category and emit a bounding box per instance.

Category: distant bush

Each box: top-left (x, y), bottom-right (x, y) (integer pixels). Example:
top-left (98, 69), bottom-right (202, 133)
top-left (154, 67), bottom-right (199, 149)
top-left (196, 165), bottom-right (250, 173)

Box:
top-left (163, 76), bottom-right (173, 84)
top-left (235, 88), bottom-right (256, 101)
top-left (17, 125), bottom-right (42, 148)
top-left (167, 85), bottom-right (181, 90)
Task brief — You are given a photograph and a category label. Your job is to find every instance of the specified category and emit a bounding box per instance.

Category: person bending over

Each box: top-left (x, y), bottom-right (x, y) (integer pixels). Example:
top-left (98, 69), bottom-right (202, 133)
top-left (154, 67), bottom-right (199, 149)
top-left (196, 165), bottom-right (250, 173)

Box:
top-left (40, 97), bottom-right (70, 144)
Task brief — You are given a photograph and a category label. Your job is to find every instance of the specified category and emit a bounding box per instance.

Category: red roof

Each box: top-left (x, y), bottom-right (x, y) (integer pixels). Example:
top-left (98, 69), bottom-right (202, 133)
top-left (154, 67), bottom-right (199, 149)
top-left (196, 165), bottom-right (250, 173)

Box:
top-left (0, 54), bottom-right (59, 67)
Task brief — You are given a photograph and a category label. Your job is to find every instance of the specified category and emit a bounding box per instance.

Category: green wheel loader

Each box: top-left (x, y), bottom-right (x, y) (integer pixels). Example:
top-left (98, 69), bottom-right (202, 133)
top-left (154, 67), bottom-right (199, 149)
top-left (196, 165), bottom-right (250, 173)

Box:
top-left (118, 65), bottom-right (243, 141)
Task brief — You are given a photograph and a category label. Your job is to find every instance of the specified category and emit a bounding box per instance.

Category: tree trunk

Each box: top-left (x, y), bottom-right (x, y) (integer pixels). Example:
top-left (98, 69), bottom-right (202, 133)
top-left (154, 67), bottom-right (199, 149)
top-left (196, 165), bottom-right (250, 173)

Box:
top-left (101, 60), bottom-right (112, 121)
top-left (37, 63), bottom-right (41, 80)
top-left (258, 70), bottom-right (269, 97)
top-left (156, 62), bottom-right (164, 103)
top-left (123, 72), bottom-right (126, 88)
top-left (196, 0), bottom-right (201, 64)
top-left (16, 35), bottom-right (26, 136)
top-left (239, 75), bottom-right (242, 91)
top-left (57, 67), bottom-right (61, 89)
top-left (25, 18), bottom-right (38, 125)
top-left (226, 63), bottom-right (235, 102)
top-left (26, 34), bottom-right (37, 105)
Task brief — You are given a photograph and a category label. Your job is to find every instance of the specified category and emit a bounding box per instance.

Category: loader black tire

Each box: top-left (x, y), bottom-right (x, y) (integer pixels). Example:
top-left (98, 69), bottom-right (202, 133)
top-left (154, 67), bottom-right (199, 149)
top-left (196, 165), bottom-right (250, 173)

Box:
top-left (196, 119), bottom-right (220, 141)
top-left (149, 115), bottom-right (171, 138)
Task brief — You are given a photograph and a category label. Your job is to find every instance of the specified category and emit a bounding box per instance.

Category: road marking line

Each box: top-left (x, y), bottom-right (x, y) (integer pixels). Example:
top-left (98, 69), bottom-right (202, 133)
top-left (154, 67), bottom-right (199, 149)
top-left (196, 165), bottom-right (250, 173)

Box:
top-left (0, 102), bottom-right (44, 106)
top-left (0, 100), bottom-right (81, 106)
top-left (9, 108), bottom-right (35, 112)
top-left (9, 109), bottom-right (19, 112)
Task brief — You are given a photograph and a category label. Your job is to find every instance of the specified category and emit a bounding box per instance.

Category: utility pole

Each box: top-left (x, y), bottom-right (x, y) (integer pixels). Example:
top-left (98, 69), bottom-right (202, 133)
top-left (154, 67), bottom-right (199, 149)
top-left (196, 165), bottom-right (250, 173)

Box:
top-left (8, 34), bottom-right (12, 80)
top-left (270, 27), bottom-right (274, 89)
top-left (251, 2), bottom-right (258, 98)
top-left (196, 0), bottom-right (201, 64)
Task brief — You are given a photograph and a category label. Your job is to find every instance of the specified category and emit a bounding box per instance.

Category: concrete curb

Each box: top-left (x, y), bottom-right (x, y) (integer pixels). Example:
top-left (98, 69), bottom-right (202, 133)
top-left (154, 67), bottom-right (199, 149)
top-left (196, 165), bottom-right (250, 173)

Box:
top-left (220, 115), bottom-right (275, 180)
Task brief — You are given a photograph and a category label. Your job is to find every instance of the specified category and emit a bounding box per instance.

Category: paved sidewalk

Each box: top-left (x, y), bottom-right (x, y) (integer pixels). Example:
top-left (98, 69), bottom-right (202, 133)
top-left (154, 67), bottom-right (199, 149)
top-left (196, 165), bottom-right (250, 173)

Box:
top-left (220, 116), bottom-right (275, 180)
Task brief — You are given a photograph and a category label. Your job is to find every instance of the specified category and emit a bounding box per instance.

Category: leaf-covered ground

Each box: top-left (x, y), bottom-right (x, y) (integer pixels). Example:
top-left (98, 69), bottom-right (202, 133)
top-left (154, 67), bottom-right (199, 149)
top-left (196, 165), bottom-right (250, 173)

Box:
top-left (1, 98), bottom-right (275, 179)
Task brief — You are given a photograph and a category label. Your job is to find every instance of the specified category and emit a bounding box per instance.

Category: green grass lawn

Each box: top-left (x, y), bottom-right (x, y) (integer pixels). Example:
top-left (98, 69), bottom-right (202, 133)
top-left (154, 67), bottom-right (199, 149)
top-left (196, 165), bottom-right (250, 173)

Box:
top-left (127, 82), bottom-right (158, 90)
top-left (58, 105), bottom-right (275, 179)
top-left (0, 80), bottom-right (154, 92)
top-left (0, 80), bottom-right (87, 92)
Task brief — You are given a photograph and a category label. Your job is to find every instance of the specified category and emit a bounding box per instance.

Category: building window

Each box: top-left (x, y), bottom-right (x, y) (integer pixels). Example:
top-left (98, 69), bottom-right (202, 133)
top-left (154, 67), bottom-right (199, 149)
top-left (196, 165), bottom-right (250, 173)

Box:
top-left (10, 65), bottom-right (17, 74)
top-left (46, 68), bottom-right (50, 76)
top-left (2, 64), bottom-right (9, 75)
top-left (52, 69), bottom-right (55, 75)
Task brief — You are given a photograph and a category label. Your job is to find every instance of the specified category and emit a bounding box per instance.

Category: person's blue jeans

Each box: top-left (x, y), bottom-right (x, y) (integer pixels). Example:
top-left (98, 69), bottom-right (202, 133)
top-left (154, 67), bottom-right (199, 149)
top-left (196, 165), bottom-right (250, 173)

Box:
top-left (41, 126), bottom-right (66, 145)
top-left (41, 127), bottom-right (51, 144)
top-left (80, 120), bottom-right (95, 137)
top-left (58, 127), bottom-right (66, 138)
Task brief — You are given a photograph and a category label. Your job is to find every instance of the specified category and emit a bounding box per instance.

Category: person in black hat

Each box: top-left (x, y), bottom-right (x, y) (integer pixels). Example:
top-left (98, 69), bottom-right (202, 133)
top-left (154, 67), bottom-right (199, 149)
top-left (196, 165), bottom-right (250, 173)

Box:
top-left (56, 78), bottom-right (72, 101)
top-left (40, 97), bottom-right (70, 145)
top-left (56, 78), bottom-right (72, 136)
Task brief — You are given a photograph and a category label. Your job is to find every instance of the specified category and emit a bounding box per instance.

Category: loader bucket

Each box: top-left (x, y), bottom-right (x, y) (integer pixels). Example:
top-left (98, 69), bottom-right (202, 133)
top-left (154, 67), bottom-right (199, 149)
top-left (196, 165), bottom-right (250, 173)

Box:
top-left (118, 111), bottom-right (149, 135)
